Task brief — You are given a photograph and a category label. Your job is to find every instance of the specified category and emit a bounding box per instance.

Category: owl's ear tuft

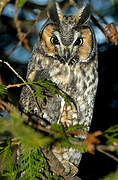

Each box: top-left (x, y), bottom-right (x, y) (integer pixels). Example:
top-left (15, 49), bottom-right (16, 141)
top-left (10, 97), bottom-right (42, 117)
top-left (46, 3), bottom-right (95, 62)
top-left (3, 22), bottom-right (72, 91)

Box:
top-left (75, 5), bottom-right (90, 25)
top-left (47, 1), bottom-right (63, 23)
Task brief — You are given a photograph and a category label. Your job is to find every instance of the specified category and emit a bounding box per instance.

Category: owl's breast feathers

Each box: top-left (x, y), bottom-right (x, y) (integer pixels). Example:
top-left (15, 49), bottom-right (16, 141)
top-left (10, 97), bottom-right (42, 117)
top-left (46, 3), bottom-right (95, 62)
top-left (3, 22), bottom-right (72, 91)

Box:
top-left (23, 52), bottom-right (98, 127)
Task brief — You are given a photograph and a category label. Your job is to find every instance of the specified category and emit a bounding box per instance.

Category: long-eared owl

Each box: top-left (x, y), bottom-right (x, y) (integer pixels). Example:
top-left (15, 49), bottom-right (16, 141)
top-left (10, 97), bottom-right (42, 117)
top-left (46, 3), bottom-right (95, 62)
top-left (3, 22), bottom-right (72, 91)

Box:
top-left (20, 1), bottom-right (98, 176)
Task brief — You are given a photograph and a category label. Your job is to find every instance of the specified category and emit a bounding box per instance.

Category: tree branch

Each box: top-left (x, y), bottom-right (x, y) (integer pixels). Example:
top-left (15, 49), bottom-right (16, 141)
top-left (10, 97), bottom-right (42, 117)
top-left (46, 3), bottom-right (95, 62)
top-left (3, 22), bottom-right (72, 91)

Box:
top-left (0, 59), bottom-right (25, 83)
top-left (96, 144), bottom-right (118, 162)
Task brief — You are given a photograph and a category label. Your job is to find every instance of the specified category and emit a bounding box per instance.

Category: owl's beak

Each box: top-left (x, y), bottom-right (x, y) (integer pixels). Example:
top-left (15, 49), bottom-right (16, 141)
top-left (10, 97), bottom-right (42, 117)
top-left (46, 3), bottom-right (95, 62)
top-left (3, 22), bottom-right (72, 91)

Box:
top-left (63, 48), bottom-right (70, 62)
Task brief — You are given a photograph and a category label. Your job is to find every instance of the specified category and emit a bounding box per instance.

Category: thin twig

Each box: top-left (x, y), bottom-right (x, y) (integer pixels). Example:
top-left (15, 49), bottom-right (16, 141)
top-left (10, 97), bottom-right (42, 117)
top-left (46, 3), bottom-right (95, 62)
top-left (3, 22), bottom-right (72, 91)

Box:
top-left (0, 59), bottom-right (25, 83)
top-left (0, 59), bottom-right (45, 112)
top-left (96, 145), bottom-right (118, 162)
top-left (14, 0), bottom-right (30, 51)
top-left (8, 1), bottom-right (41, 56)
top-left (28, 120), bottom-right (86, 139)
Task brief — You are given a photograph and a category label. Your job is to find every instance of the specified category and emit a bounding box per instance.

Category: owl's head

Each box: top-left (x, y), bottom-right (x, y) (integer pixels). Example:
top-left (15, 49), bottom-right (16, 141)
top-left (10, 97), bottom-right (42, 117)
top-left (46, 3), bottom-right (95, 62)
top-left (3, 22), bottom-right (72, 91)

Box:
top-left (39, 2), bottom-right (96, 65)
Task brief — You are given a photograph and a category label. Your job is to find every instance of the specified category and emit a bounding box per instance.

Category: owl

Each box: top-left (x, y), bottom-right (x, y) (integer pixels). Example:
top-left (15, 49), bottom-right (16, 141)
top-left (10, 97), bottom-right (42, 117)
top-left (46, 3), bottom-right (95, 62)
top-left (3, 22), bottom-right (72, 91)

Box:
top-left (19, 1), bottom-right (98, 177)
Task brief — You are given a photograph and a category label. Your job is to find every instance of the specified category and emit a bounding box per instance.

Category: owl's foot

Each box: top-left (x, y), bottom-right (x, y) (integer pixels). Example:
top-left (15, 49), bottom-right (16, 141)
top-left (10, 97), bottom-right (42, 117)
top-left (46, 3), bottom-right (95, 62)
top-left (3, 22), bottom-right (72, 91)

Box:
top-left (42, 148), bottom-right (81, 179)
top-left (61, 160), bottom-right (78, 177)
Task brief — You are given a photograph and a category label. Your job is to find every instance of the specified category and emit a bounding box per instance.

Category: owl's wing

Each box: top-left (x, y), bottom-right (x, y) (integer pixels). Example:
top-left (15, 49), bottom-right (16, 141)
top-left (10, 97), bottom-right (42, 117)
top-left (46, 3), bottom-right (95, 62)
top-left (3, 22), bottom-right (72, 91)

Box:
top-left (19, 43), bottom-right (62, 124)
top-left (19, 44), bottom-right (46, 118)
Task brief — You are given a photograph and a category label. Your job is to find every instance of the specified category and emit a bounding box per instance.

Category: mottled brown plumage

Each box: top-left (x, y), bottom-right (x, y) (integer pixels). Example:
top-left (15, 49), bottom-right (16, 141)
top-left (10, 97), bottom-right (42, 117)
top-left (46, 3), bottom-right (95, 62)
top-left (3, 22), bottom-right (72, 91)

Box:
top-left (19, 2), bottom-right (98, 176)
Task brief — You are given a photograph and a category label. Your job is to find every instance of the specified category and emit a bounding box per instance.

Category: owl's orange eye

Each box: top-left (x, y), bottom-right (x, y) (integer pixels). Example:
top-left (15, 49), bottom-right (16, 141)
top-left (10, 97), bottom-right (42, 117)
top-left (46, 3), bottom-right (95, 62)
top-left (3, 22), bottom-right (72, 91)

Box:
top-left (74, 38), bottom-right (83, 46)
top-left (50, 36), bottom-right (59, 45)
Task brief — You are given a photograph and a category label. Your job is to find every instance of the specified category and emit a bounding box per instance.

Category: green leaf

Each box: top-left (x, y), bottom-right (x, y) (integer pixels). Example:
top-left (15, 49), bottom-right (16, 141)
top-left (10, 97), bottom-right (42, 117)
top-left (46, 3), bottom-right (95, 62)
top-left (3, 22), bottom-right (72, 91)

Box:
top-left (104, 124), bottom-right (118, 144)
top-left (51, 123), bottom-right (64, 133)
top-left (0, 141), bottom-right (17, 180)
top-left (65, 124), bottom-right (86, 133)
top-left (18, 147), bottom-right (53, 180)
top-left (0, 85), bottom-right (7, 98)
top-left (18, 0), bottom-right (27, 8)
top-left (19, 79), bottom-right (72, 106)
top-left (60, 137), bottom-right (86, 152)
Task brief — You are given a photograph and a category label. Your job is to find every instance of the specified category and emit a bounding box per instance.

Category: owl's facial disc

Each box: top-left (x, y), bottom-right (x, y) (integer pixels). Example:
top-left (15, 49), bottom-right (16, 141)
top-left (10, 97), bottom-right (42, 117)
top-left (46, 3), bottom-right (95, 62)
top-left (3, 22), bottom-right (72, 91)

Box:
top-left (41, 24), bottom-right (94, 64)
top-left (50, 30), bottom-right (91, 64)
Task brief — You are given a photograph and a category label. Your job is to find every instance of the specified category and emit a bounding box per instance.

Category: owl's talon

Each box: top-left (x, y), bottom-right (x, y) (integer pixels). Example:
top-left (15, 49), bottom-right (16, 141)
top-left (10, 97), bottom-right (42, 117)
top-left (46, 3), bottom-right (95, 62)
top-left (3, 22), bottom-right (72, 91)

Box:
top-left (61, 160), bottom-right (78, 177)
